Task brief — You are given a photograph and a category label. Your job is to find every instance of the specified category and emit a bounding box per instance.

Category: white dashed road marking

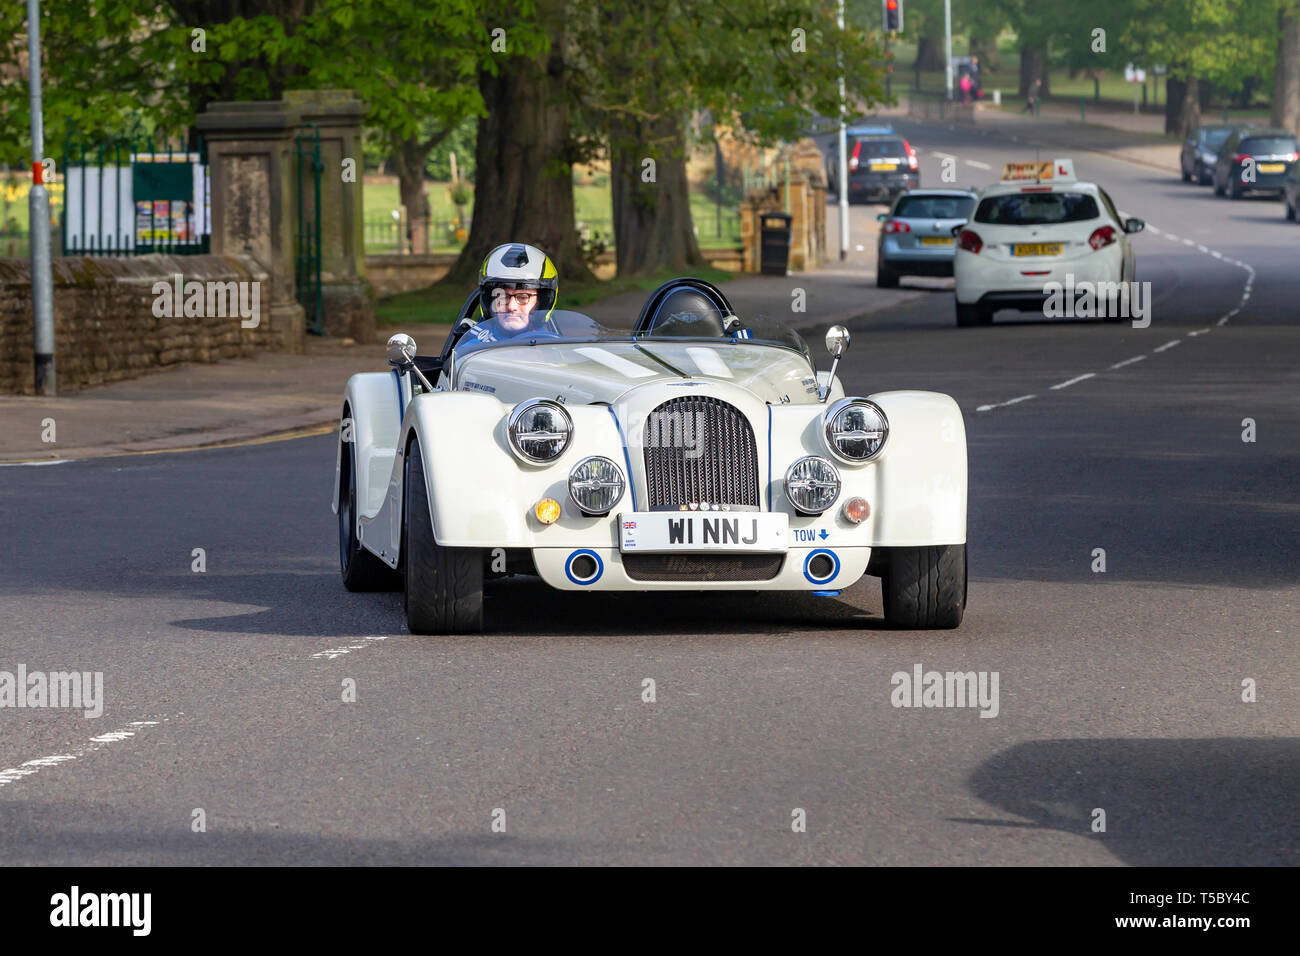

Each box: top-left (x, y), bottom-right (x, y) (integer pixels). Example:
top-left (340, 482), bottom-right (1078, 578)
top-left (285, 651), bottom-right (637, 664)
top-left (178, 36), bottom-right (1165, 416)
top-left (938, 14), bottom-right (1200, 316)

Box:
top-left (1109, 355), bottom-right (1147, 370)
top-left (1050, 373), bottom-right (1096, 390)
top-left (0, 720), bottom-right (163, 790)
top-left (311, 636), bottom-right (391, 660)
top-left (964, 159), bottom-right (992, 170)
top-left (1152, 340), bottom-right (1181, 353)
top-left (975, 394), bottom-right (1037, 412)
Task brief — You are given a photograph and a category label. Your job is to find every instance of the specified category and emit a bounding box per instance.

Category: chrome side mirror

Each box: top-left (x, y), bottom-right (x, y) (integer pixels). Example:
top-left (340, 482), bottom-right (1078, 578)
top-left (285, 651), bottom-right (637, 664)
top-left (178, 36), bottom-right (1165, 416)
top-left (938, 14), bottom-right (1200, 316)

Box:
top-left (386, 332), bottom-right (435, 392)
top-left (820, 325), bottom-right (850, 402)
top-left (387, 333), bottom-right (417, 369)
top-left (825, 325), bottom-right (850, 358)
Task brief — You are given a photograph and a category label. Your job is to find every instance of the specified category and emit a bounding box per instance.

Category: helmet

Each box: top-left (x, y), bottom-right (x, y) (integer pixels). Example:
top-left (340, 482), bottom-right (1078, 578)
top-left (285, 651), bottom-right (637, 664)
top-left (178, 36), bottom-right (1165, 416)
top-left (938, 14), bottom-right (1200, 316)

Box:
top-left (477, 243), bottom-right (559, 321)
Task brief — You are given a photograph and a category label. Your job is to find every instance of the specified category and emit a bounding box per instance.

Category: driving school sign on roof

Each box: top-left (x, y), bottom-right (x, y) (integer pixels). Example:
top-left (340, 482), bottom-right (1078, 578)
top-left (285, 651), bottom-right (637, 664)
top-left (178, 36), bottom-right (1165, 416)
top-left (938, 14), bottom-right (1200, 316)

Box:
top-left (1000, 159), bottom-right (1076, 183)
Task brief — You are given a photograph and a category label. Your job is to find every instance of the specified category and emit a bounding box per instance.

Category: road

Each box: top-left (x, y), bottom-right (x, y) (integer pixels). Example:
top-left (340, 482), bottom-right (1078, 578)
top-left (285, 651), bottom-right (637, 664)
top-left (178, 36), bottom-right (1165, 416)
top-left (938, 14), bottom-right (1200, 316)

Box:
top-left (2, 117), bottom-right (1297, 865)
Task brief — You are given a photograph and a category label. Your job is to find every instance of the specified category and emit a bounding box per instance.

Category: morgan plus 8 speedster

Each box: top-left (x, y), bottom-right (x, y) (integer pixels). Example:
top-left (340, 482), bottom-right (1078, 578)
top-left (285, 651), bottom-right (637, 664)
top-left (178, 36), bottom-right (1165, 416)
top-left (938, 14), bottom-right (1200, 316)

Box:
top-left (334, 278), bottom-right (968, 633)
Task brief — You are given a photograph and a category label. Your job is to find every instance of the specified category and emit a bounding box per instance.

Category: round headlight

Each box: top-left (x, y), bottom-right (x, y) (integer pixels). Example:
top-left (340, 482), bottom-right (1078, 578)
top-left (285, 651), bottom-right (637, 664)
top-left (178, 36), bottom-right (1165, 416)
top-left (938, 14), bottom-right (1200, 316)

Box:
top-left (785, 456), bottom-right (841, 515)
top-left (568, 456), bottom-right (625, 515)
top-left (824, 398), bottom-right (888, 463)
top-left (508, 399), bottom-right (573, 463)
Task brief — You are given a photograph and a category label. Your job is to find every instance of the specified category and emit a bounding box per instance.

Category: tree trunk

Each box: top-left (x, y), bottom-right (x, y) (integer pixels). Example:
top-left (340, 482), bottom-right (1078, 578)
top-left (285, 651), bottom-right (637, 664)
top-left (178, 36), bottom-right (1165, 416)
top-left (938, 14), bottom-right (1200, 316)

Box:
top-left (442, 7), bottom-right (593, 287)
top-left (1271, 4), bottom-right (1300, 134)
top-left (1018, 46), bottom-right (1050, 98)
top-left (914, 34), bottom-right (945, 72)
top-left (609, 112), bottom-right (703, 277)
top-left (392, 136), bottom-right (431, 254)
top-left (1165, 74), bottom-right (1200, 136)
top-left (969, 34), bottom-right (999, 72)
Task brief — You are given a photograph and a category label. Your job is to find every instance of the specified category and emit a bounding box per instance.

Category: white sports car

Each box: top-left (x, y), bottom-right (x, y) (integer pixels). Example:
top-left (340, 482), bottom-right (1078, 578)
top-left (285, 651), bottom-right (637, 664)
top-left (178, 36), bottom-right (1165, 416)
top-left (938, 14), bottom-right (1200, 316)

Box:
top-left (334, 278), bottom-right (968, 633)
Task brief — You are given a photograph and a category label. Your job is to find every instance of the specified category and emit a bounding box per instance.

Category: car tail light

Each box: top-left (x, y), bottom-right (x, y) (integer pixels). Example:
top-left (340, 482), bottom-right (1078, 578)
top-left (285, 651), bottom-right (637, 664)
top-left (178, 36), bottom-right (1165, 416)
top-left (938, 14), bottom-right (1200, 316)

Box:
top-left (1286, 153), bottom-right (1299, 162)
top-left (957, 229), bottom-right (982, 253)
top-left (1233, 154), bottom-right (1250, 165)
top-left (1088, 225), bottom-right (1117, 250)
top-left (904, 140), bottom-right (918, 170)
top-left (882, 219), bottom-right (911, 233)
top-left (849, 140), bottom-right (861, 171)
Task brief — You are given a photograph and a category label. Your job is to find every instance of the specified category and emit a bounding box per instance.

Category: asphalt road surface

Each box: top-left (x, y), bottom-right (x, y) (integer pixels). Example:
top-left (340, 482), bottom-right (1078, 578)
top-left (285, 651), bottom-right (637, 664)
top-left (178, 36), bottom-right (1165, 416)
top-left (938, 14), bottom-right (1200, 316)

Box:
top-left (2, 118), bottom-right (1297, 866)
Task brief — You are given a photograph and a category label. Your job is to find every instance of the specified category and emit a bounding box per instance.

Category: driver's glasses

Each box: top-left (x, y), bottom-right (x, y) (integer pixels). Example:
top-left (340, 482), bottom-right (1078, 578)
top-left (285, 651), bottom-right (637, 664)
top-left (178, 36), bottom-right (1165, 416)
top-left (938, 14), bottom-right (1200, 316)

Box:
top-left (494, 290), bottom-right (537, 306)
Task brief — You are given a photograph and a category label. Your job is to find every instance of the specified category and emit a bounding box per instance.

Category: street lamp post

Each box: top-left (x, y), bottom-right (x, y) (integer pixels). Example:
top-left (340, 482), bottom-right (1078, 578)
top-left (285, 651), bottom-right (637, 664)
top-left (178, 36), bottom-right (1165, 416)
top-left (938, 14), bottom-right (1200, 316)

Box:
top-left (837, 0), bottom-right (848, 261)
top-left (27, 0), bottom-right (55, 395)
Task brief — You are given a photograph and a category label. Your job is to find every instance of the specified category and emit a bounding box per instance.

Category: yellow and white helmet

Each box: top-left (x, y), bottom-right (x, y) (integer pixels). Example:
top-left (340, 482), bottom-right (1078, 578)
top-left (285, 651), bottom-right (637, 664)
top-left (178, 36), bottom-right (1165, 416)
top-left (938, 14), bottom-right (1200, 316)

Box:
top-left (478, 243), bottom-right (559, 319)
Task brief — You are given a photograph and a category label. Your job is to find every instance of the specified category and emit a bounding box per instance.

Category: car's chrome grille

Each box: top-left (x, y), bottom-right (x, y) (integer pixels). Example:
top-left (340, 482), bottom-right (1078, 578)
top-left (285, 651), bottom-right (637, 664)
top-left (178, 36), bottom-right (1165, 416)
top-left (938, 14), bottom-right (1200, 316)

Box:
top-left (642, 396), bottom-right (760, 510)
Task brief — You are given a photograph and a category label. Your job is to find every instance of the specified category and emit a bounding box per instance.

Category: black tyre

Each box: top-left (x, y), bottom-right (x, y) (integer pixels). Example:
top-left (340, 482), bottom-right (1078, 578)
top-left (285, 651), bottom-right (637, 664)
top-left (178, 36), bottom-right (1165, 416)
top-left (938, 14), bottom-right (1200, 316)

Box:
top-left (339, 421), bottom-right (402, 592)
top-left (1181, 165), bottom-right (1192, 183)
top-left (876, 264), bottom-right (900, 288)
top-left (880, 544), bottom-right (967, 629)
top-left (403, 439), bottom-right (483, 634)
top-left (1214, 177), bottom-right (1225, 196)
top-left (955, 302), bottom-right (990, 327)
top-left (1229, 175), bottom-right (1242, 199)
top-left (1287, 200), bottom-right (1296, 221)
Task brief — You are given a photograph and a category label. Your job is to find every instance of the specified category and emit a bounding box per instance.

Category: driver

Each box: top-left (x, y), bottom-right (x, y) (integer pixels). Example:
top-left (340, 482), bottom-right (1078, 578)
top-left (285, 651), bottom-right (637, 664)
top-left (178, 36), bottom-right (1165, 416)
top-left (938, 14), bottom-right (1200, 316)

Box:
top-left (464, 243), bottom-right (560, 344)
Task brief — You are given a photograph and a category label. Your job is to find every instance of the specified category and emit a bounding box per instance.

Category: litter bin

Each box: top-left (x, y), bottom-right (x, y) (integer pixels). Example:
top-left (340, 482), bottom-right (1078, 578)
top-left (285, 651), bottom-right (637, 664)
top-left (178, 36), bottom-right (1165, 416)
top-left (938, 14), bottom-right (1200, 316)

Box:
top-left (759, 212), bottom-right (793, 276)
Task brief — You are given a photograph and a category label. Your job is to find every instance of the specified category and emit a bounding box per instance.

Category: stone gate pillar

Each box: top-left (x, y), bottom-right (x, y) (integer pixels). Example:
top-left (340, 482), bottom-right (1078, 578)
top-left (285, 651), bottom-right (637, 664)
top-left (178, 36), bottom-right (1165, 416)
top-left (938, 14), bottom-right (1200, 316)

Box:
top-left (284, 90), bottom-right (374, 342)
top-left (197, 100), bottom-right (306, 353)
top-left (198, 90), bottom-right (376, 345)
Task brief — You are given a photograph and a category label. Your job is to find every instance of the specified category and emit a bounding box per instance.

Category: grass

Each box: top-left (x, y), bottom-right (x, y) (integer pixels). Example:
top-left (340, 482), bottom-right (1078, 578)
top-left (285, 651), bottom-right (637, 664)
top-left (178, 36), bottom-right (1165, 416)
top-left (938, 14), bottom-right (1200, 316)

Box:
top-left (362, 176), bottom-right (741, 254)
top-left (376, 263), bottom-right (738, 326)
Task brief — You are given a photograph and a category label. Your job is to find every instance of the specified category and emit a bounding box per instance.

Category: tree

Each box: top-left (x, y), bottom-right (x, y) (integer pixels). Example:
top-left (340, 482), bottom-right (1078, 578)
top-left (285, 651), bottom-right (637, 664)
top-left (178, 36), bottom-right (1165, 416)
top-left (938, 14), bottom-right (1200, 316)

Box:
top-left (1271, 2), bottom-right (1300, 133)
top-left (443, 0), bottom-right (594, 285)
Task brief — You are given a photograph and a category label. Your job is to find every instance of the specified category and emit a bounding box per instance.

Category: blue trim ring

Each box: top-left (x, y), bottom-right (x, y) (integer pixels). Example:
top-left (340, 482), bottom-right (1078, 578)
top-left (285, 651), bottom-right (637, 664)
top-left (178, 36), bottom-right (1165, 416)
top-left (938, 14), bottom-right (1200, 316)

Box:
top-left (803, 549), bottom-right (841, 585)
top-left (565, 549), bottom-right (604, 585)
top-left (606, 406), bottom-right (638, 511)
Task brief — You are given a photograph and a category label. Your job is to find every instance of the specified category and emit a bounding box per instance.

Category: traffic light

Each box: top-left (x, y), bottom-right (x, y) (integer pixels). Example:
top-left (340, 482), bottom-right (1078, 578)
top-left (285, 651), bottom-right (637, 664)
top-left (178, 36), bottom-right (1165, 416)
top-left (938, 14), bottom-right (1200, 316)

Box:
top-left (882, 0), bottom-right (903, 33)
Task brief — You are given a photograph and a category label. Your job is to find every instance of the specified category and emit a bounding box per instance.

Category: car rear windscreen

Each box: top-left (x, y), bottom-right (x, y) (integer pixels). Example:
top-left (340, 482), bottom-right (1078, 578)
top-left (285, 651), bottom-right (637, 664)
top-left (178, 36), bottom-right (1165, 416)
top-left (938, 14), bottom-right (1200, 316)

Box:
top-left (1204, 128), bottom-right (1232, 148)
top-left (1240, 136), bottom-right (1298, 155)
top-left (973, 192), bottom-right (1100, 225)
top-left (854, 139), bottom-right (905, 157)
top-left (894, 195), bottom-right (975, 219)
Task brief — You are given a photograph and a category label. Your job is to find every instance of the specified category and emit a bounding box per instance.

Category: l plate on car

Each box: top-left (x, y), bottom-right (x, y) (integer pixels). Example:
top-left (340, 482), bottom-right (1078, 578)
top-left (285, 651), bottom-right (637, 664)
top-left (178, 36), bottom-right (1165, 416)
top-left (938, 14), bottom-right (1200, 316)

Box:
top-left (619, 512), bottom-right (788, 553)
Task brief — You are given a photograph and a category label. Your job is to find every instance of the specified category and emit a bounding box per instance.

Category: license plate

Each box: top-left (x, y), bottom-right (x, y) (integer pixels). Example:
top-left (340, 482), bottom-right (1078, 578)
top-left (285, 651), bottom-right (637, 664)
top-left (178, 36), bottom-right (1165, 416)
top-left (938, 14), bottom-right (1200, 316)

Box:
top-left (1259, 162), bottom-right (1285, 173)
top-left (920, 237), bottom-right (954, 246)
top-left (1012, 243), bottom-right (1063, 257)
top-left (870, 162), bottom-right (897, 171)
top-left (619, 512), bottom-right (788, 553)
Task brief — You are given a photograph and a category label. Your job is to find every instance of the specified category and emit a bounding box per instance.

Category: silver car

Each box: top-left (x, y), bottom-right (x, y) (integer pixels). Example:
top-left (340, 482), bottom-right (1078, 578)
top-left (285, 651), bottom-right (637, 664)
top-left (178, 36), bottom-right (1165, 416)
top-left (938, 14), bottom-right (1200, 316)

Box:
top-left (876, 189), bottom-right (978, 287)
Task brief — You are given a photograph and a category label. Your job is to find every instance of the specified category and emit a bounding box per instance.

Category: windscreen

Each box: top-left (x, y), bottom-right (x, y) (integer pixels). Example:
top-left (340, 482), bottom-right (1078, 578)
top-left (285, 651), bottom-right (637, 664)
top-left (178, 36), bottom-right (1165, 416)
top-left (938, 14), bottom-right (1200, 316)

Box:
top-left (854, 138), bottom-right (905, 157)
top-left (894, 195), bottom-right (975, 219)
top-left (1240, 136), bottom-right (1298, 155)
top-left (1203, 128), bottom-right (1232, 149)
top-left (974, 192), bottom-right (1100, 225)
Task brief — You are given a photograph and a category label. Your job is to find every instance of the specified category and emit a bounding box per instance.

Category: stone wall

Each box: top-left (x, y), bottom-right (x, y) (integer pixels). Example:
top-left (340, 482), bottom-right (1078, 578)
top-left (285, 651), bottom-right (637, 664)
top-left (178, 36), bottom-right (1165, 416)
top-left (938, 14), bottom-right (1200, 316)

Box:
top-left (0, 254), bottom-right (298, 394)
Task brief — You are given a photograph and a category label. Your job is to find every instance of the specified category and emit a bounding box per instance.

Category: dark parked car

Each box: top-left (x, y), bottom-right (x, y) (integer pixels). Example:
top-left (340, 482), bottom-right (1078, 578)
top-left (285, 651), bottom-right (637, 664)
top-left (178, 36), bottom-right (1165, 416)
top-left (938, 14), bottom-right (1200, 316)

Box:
top-left (1181, 125), bottom-right (1236, 185)
top-left (1283, 162), bottom-right (1300, 221)
top-left (876, 189), bottom-right (977, 287)
top-left (1213, 129), bottom-right (1299, 198)
top-left (826, 126), bottom-right (919, 203)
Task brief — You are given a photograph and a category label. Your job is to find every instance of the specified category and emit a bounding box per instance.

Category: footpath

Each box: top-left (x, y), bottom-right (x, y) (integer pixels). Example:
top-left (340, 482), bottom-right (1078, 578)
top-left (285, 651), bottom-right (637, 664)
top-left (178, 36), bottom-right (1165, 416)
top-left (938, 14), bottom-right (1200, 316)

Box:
top-left (0, 106), bottom-right (1182, 462)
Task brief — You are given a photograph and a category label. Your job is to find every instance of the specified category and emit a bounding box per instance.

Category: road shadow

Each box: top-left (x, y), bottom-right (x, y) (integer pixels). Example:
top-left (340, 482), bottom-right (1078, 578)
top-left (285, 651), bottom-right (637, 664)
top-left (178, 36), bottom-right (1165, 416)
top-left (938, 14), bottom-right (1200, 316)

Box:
top-left (957, 737), bottom-right (1300, 865)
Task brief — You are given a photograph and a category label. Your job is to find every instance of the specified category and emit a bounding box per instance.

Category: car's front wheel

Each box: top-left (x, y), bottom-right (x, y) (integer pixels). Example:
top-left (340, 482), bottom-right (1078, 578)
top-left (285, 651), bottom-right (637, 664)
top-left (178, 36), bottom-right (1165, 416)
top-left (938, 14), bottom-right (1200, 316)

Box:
top-left (403, 439), bottom-right (483, 634)
top-left (339, 420), bottom-right (401, 592)
top-left (880, 544), bottom-right (967, 629)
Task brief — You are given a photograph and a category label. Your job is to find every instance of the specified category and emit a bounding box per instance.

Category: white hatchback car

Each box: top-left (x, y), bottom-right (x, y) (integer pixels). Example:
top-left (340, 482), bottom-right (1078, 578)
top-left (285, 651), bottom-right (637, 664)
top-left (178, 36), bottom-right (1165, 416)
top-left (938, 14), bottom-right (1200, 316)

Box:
top-left (952, 160), bottom-right (1144, 326)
